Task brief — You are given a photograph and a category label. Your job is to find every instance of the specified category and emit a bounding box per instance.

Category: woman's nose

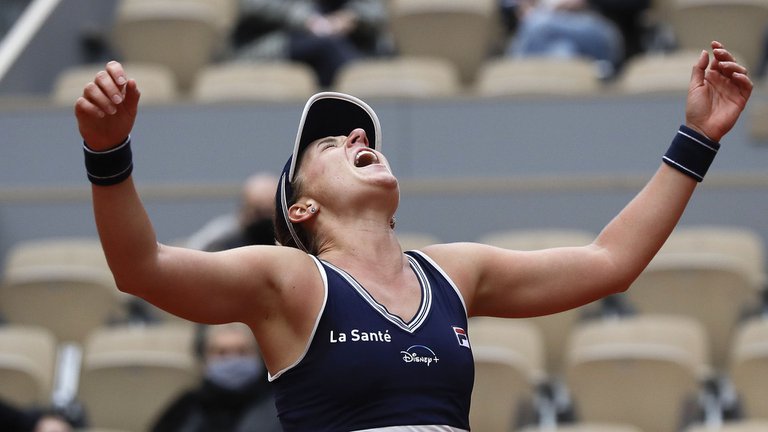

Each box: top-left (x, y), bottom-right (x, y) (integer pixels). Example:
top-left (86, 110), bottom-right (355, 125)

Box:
top-left (347, 128), bottom-right (369, 147)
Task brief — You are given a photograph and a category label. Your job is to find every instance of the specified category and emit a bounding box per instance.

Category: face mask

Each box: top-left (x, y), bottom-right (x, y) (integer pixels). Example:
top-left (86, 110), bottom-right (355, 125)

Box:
top-left (205, 356), bottom-right (263, 391)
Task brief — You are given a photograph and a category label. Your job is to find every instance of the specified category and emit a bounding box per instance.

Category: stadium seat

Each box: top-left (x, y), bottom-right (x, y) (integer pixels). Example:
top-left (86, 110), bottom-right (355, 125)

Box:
top-left (51, 63), bottom-right (178, 106)
top-left (334, 57), bottom-right (462, 99)
top-left (474, 57), bottom-right (603, 98)
top-left (684, 419), bottom-right (768, 432)
top-left (3, 237), bottom-right (111, 271)
top-left (111, 0), bottom-right (222, 91)
top-left (0, 238), bottom-right (125, 343)
top-left (615, 51), bottom-right (702, 95)
top-left (0, 324), bottom-right (57, 406)
top-left (659, 225), bottom-right (766, 288)
top-left (750, 99), bottom-right (768, 140)
top-left (626, 252), bottom-right (760, 369)
top-left (564, 314), bottom-right (711, 432)
top-left (78, 324), bottom-right (198, 432)
top-left (517, 422), bottom-right (643, 432)
top-left (469, 316), bottom-right (545, 432)
top-left (729, 317), bottom-right (768, 420)
top-left (117, 0), bottom-right (238, 36)
top-left (476, 229), bottom-right (597, 376)
top-left (477, 229), bottom-right (595, 252)
top-left (670, 0), bottom-right (768, 72)
top-left (389, 0), bottom-right (502, 84)
top-left (190, 61), bottom-right (319, 103)
top-left (397, 232), bottom-right (442, 251)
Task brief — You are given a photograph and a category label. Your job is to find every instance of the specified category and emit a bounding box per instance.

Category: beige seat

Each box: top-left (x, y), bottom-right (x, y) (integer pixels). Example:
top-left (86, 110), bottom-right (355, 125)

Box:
top-left (111, 0), bottom-right (223, 91)
top-left (474, 57), bottom-right (602, 98)
top-left (658, 224), bottom-right (767, 295)
top-left (51, 63), bottom-right (178, 106)
top-left (191, 61), bottom-right (319, 103)
top-left (477, 229), bottom-right (595, 252)
top-left (626, 252), bottom-right (759, 369)
top-left (389, 0), bottom-right (502, 84)
top-left (564, 315), bottom-right (711, 432)
top-left (685, 419), bottom-right (768, 432)
top-left (0, 238), bottom-right (125, 343)
top-left (3, 237), bottom-right (111, 271)
top-left (78, 324), bottom-right (198, 432)
top-left (0, 324), bottom-right (57, 406)
top-left (334, 57), bottom-right (461, 99)
top-left (658, 225), bottom-right (766, 288)
top-left (648, 0), bottom-right (678, 27)
top-left (729, 318), bottom-right (768, 420)
top-left (117, 0), bottom-right (238, 35)
top-left (469, 317), bottom-right (545, 432)
top-left (517, 422), bottom-right (643, 432)
top-left (397, 232), bottom-right (441, 251)
top-left (477, 229), bottom-right (597, 376)
top-left (615, 51), bottom-right (702, 95)
top-left (749, 99), bottom-right (768, 140)
top-left (670, 0), bottom-right (768, 72)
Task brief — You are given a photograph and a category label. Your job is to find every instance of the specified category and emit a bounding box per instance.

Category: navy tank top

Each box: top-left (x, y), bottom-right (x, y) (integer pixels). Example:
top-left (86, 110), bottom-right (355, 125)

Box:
top-left (270, 250), bottom-right (474, 431)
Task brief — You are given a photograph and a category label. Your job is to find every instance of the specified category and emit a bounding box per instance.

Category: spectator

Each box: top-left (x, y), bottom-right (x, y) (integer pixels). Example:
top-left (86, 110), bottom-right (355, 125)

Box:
top-left (507, 0), bottom-right (625, 78)
top-left (230, 0), bottom-right (388, 87)
top-left (186, 173), bottom-right (278, 251)
top-left (0, 398), bottom-right (79, 432)
top-left (589, 0), bottom-right (649, 61)
top-left (151, 323), bottom-right (281, 432)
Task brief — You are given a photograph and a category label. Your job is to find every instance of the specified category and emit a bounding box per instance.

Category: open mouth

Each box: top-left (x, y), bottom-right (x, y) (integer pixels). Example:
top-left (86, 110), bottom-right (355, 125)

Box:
top-left (354, 149), bottom-right (379, 168)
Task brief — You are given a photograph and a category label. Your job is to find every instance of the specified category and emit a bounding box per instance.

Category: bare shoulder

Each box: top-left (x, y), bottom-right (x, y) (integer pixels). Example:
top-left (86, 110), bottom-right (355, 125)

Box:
top-left (229, 245), bottom-right (327, 373)
top-left (418, 242), bottom-right (539, 313)
top-left (233, 244), bottom-right (325, 297)
top-left (418, 242), bottom-right (498, 296)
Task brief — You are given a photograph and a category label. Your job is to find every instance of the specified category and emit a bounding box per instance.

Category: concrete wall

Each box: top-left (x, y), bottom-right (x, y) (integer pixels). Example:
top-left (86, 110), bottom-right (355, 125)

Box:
top-left (2, 93), bottom-right (767, 270)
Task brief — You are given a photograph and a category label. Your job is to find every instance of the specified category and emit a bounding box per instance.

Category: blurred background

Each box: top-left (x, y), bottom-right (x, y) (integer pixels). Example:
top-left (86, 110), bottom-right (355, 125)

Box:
top-left (0, 0), bottom-right (767, 431)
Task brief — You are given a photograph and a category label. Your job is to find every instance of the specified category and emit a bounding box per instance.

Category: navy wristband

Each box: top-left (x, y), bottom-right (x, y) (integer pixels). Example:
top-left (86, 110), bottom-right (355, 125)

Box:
top-left (83, 136), bottom-right (133, 186)
top-left (662, 125), bottom-right (720, 182)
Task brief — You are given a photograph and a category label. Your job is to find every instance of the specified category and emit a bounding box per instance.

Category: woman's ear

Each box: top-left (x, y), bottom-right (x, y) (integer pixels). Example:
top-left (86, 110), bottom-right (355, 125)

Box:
top-left (288, 202), bottom-right (317, 224)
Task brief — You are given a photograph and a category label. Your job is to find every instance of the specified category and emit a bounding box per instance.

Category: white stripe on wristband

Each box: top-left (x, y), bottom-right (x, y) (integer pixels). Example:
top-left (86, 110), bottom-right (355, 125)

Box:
top-left (83, 135), bottom-right (133, 186)
top-left (662, 125), bottom-right (720, 182)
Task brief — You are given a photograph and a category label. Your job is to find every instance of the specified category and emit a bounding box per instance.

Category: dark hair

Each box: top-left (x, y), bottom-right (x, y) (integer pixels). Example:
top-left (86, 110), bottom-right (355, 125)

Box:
top-left (273, 174), bottom-right (318, 254)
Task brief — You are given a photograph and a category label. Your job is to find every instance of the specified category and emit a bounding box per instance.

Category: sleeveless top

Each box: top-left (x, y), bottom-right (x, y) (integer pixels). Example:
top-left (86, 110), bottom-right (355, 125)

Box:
top-left (270, 250), bottom-right (474, 432)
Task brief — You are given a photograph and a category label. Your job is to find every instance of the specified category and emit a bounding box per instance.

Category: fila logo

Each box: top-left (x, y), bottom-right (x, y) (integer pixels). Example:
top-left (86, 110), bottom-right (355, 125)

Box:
top-left (453, 326), bottom-right (470, 349)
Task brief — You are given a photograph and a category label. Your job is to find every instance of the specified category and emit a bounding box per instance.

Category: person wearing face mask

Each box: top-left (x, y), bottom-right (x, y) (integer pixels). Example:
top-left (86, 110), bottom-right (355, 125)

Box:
top-left (150, 323), bottom-right (281, 432)
top-left (186, 173), bottom-right (279, 252)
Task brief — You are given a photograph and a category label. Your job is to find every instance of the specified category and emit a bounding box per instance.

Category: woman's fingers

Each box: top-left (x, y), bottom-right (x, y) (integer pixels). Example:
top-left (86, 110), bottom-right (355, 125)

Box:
top-left (82, 79), bottom-right (115, 117)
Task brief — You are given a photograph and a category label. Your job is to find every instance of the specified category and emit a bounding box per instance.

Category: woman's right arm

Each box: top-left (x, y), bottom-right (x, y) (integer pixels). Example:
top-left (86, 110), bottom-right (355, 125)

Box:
top-left (73, 62), bottom-right (320, 329)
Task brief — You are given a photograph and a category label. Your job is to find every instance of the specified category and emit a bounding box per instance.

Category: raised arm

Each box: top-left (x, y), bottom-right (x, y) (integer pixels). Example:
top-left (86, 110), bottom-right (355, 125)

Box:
top-left (73, 62), bottom-right (320, 330)
top-left (427, 41), bottom-right (753, 318)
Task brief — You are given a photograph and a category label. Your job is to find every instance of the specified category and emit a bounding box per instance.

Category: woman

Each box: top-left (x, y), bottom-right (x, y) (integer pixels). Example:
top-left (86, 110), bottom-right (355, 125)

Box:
top-left (74, 41), bottom-right (752, 431)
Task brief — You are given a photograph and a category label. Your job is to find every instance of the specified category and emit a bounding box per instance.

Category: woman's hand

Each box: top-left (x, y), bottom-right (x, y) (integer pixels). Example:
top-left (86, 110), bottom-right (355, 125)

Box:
top-left (74, 61), bottom-right (141, 150)
top-left (686, 41), bottom-right (753, 142)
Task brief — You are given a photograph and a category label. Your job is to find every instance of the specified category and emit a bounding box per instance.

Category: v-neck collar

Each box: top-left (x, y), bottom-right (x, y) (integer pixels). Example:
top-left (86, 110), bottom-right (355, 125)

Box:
top-left (321, 255), bottom-right (433, 333)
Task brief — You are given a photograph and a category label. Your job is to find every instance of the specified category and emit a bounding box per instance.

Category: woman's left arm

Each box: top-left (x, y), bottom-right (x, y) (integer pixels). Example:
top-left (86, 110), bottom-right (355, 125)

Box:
top-left (427, 41), bottom-right (753, 318)
top-left (592, 40), bottom-right (753, 286)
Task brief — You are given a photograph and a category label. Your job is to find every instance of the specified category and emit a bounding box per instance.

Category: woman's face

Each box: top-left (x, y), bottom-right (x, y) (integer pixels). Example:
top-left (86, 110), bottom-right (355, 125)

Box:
top-left (296, 128), bottom-right (398, 205)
